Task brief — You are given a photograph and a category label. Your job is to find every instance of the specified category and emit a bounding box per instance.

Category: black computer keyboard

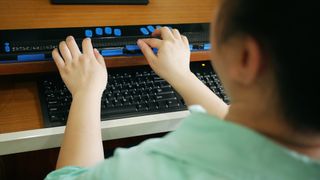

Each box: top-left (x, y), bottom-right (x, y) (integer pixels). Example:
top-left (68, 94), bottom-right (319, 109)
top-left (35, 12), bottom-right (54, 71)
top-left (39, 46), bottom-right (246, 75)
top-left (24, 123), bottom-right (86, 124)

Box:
top-left (38, 61), bottom-right (229, 127)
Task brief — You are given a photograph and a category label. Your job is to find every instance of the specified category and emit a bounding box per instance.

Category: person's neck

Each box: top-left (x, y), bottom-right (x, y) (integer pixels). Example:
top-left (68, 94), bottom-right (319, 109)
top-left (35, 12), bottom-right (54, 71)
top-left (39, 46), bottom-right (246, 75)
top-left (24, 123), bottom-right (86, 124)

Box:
top-left (225, 102), bottom-right (320, 160)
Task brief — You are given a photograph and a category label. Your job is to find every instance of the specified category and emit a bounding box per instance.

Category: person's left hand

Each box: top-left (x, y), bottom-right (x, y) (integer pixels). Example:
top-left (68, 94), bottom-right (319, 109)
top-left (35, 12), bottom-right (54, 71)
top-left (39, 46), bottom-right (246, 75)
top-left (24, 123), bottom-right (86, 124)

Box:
top-left (52, 36), bottom-right (107, 98)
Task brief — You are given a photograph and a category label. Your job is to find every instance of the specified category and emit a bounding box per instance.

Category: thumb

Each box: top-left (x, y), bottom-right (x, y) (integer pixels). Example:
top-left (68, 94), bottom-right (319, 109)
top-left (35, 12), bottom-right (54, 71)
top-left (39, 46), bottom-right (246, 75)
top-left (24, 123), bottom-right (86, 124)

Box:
top-left (137, 40), bottom-right (157, 65)
top-left (94, 48), bottom-right (106, 67)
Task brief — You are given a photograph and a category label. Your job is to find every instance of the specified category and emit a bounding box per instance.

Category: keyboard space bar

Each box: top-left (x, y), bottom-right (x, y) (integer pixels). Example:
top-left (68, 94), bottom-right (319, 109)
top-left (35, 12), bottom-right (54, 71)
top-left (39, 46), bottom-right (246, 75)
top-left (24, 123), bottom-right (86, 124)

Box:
top-left (101, 106), bottom-right (137, 116)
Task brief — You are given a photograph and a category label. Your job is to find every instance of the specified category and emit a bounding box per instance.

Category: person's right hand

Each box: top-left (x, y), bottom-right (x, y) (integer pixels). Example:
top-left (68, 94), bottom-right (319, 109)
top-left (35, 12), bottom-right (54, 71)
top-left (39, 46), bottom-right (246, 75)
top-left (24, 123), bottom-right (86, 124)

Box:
top-left (137, 27), bottom-right (193, 84)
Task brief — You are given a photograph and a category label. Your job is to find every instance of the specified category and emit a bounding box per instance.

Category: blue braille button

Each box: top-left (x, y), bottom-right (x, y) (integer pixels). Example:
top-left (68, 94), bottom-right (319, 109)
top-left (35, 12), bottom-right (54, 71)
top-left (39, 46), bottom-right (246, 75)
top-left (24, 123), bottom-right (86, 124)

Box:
top-left (156, 25), bottom-right (162, 29)
top-left (95, 28), bottom-right (103, 36)
top-left (5, 46), bottom-right (10, 53)
top-left (147, 25), bottom-right (155, 33)
top-left (4, 42), bottom-right (10, 53)
top-left (114, 29), bottom-right (122, 36)
top-left (140, 27), bottom-right (149, 35)
top-left (189, 45), bottom-right (193, 51)
top-left (105, 27), bottom-right (112, 35)
top-left (85, 30), bottom-right (93, 37)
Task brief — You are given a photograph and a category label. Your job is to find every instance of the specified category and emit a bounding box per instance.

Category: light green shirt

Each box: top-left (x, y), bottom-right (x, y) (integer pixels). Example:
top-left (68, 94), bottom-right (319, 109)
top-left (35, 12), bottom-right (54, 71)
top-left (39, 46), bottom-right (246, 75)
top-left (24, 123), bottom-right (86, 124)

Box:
top-left (45, 110), bottom-right (320, 179)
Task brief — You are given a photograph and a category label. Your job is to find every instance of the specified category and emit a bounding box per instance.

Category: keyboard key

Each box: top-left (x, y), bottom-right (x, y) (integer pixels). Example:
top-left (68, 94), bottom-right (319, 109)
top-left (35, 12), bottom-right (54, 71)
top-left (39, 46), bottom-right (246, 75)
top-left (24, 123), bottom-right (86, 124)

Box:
top-left (148, 102), bottom-right (157, 110)
top-left (49, 115), bottom-right (60, 122)
top-left (137, 104), bottom-right (148, 111)
top-left (157, 100), bottom-right (167, 109)
top-left (167, 99), bottom-right (180, 108)
top-left (155, 93), bottom-right (176, 101)
top-left (102, 105), bottom-right (137, 116)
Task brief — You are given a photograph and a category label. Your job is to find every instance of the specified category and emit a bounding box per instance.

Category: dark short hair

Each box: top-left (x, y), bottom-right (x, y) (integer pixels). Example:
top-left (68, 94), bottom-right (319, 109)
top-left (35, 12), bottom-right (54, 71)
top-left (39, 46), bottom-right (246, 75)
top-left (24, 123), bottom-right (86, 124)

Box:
top-left (216, 0), bottom-right (319, 133)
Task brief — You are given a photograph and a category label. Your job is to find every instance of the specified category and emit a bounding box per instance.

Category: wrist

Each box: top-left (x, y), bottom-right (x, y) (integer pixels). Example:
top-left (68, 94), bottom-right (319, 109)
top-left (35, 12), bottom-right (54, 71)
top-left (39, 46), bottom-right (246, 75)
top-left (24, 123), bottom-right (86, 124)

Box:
top-left (166, 71), bottom-right (197, 86)
top-left (72, 90), bottom-right (103, 101)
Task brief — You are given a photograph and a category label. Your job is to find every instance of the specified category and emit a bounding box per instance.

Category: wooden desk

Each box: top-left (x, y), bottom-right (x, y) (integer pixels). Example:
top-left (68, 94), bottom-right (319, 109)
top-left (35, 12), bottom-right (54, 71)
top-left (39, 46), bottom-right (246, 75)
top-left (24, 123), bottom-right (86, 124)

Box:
top-left (0, 0), bottom-right (217, 134)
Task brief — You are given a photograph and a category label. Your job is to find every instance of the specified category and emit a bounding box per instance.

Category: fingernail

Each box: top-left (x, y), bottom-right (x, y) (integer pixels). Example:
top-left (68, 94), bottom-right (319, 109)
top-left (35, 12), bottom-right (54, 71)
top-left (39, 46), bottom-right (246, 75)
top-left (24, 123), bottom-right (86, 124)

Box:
top-left (66, 36), bottom-right (73, 41)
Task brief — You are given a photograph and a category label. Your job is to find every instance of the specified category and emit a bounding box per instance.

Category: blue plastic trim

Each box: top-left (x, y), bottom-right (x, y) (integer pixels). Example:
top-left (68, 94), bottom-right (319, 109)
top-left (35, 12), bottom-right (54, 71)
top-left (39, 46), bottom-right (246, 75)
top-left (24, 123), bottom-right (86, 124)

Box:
top-left (0, 60), bottom-right (17, 63)
top-left (17, 54), bottom-right (45, 62)
top-left (126, 45), bottom-right (140, 51)
top-left (101, 49), bottom-right (123, 56)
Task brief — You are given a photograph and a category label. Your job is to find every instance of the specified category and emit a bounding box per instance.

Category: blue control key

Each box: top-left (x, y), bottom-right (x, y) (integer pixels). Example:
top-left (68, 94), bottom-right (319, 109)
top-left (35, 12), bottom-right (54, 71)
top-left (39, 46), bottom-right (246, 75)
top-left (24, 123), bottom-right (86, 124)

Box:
top-left (114, 29), bottom-right (122, 36)
top-left (18, 54), bottom-right (45, 62)
top-left (147, 25), bottom-right (155, 33)
top-left (101, 49), bottom-right (123, 56)
top-left (85, 29), bottom-right (93, 37)
top-left (105, 27), bottom-right (112, 35)
top-left (140, 27), bottom-right (149, 35)
top-left (95, 28), bottom-right (103, 36)
top-left (126, 45), bottom-right (140, 51)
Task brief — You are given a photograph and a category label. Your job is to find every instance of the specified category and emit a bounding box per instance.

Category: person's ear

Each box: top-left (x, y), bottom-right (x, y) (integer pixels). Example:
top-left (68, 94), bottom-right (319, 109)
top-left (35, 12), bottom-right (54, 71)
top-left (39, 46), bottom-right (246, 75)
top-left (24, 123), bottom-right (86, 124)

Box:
top-left (229, 37), bottom-right (264, 85)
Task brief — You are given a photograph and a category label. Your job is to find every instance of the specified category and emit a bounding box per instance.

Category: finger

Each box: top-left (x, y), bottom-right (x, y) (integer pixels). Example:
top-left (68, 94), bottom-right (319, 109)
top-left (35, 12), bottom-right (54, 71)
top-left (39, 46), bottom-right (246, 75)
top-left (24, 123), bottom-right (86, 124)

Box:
top-left (82, 38), bottom-right (95, 58)
top-left (66, 36), bottom-right (81, 59)
top-left (137, 39), bottom-right (157, 64)
top-left (139, 38), bottom-right (162, 48)
top-left (172, 29), bottom-right (182, 40)
top-left (151, 27), bottom-right (174, 40)
top-left (59, 41), bottom-right (72, 64)
top-left (181, 35), bottom-right (190, 48)
top-left (52, 48), bottom-right (65, 70)
top-left (94, 48), bottom-right (106, 67)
